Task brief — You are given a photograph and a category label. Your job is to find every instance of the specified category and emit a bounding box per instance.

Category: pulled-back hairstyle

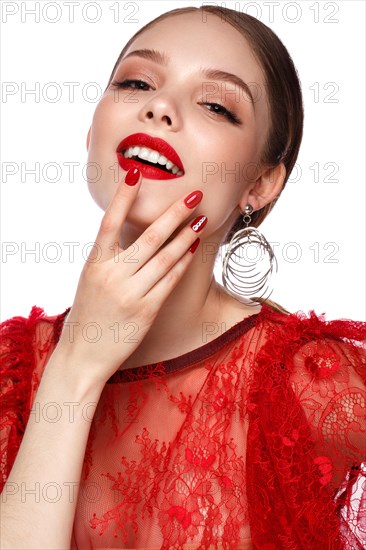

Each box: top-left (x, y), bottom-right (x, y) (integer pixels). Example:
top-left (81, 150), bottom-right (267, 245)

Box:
top-left (104, 5), bottom-right (304, 244)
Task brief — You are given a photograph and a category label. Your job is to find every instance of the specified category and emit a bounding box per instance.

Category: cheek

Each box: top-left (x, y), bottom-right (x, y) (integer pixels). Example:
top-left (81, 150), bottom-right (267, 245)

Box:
top-left (92, 93), bottom-right (114, 126)
top-left (89, 94), bottom-right (125, 154)
top-left (196, 125), bottom-right (259, 186)
top-left (86, 140), bottom-right (117, 211)
top-left (86, 96), bottom-right (124, 210)
top-left (200, 148), bottom-right (258, 190)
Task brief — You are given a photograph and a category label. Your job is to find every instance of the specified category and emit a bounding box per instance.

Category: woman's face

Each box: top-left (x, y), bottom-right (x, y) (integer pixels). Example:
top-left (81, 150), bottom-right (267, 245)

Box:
top-left (87, 10), bottom-right (270, 241)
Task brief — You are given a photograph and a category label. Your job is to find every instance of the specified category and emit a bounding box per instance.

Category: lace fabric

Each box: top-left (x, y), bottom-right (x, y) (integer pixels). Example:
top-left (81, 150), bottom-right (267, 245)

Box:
top-left (1, 303), bottom-right (365, 549)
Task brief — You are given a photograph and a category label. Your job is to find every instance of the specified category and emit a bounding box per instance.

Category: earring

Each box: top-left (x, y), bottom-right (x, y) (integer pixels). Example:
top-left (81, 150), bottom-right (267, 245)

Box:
top-left (222, 204), bottom-right (278, 301)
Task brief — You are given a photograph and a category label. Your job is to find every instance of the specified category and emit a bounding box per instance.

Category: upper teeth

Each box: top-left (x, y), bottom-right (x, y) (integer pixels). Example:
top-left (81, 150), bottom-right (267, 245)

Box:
top-left (123, 146), bottom-right (184, 175)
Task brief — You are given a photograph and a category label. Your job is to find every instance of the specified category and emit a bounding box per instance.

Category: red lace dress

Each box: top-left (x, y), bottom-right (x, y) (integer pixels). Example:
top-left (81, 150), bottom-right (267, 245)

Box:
top-left (1, 302), bottom-right (365, 549)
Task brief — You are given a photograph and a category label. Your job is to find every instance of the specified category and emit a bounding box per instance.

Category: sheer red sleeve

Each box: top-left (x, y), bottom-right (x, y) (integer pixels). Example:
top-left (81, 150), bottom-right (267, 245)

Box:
top-left (0, 306), bottom-right (70, 492)
top-left (246, 308), bottom-right (366, 549)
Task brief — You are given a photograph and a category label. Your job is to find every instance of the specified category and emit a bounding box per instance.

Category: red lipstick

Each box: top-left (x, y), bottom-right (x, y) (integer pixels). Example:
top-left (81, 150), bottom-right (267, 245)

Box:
top-left (116, 133), bottom-right (184, 180)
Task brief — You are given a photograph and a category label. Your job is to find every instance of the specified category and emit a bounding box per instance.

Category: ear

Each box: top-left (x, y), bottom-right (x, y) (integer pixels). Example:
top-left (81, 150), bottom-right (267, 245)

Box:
top-left (86, 127), bottom-right (91, 151)
top-left (239, 162), bottom-right (286, 213)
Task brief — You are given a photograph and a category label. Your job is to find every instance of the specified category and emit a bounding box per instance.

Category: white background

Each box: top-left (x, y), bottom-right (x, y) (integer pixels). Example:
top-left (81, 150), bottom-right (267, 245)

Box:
top-left (1, 0), bottom-right (365, 322)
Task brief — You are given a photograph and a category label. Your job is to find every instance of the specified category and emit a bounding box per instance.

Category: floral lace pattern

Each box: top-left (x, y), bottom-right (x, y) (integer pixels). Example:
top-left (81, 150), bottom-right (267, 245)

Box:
top-left (1, 304), bottom-right (365, 549)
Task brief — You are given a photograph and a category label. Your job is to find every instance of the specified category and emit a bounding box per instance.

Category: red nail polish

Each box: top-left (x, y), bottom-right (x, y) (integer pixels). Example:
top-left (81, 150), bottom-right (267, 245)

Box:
top-left (184, 190), bottom-right (203, 208)
top-left (125, 168), bottom-right (140, 185)
top-left (190, 215), bottom-right (207, 233)
top-left (189, 238), bottom-right (200, 254)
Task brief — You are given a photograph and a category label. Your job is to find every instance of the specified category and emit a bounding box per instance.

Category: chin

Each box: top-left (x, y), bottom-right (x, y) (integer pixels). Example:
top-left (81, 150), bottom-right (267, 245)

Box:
top-left (125, 204), bottom-right (166, 231)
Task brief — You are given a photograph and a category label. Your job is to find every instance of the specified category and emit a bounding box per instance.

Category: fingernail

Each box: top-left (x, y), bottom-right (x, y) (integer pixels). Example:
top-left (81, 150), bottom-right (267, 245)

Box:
top-left (184, 190), bottom-right (203, 208)
top-left (125, 168), bottom-right (140, 185)
top-left (189, 238), bottom-right (200, 254)
top-left (190, 215), bottom-right (207, 233)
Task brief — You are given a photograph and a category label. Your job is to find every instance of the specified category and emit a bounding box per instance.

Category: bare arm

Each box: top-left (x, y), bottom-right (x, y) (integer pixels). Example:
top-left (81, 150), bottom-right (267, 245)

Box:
top-left (0, 349), bottom-right (105, 549)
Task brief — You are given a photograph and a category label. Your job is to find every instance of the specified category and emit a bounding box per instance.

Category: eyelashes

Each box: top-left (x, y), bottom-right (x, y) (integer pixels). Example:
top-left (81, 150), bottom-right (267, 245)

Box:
top-left (110, 79), bottom-right (242, 125)
top-left (111, 79), bottom-right (151, 91)
top-left (198, 102), bottom-right (241, 125)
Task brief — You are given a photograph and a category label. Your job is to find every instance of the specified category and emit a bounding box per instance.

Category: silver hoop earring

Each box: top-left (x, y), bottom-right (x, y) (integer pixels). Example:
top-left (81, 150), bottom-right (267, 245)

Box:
top-left (222, 204), bottom-right (278, 300)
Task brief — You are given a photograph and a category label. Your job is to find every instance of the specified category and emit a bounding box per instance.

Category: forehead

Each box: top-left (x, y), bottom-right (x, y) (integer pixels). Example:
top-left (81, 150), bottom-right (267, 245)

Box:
top-left (123, 11), bottom-right (265, 89)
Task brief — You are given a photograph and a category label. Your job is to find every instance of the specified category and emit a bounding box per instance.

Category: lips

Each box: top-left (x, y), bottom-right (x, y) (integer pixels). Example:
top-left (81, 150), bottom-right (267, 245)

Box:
top-left (116, 133), bottom-right (184, 180)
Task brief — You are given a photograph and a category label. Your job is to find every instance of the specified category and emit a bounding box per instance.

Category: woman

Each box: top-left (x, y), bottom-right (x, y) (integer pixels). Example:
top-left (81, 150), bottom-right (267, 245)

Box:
top-left (1, 5), bottom-right (365, 549)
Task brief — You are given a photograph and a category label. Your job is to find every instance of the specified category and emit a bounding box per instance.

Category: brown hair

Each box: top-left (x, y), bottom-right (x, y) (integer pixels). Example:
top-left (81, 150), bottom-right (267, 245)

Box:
top-left (104, 5), bottom-right (304, 246)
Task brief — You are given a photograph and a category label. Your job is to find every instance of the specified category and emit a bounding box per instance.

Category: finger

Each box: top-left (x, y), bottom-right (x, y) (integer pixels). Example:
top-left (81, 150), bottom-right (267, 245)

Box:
top-left (87, 168), bottom-right (142, 263)
top-left (121, 190), bottom-right (204, 272)
top-left (133, 216), bottom-right (207, 295)
top-left (145, 241), bottom-right (200, 306)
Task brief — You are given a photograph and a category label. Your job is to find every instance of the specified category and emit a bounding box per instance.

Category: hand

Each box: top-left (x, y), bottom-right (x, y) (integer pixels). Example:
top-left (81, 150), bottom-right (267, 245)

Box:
top-left (54, 168), bottom-right (207, 387)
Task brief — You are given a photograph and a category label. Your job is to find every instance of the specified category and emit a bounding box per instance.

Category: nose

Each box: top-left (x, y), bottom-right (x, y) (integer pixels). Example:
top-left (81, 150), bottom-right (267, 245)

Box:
top-left (138, 92), bottom-right (182, 131)
top-left (146, 110), bottom-right (172, 126)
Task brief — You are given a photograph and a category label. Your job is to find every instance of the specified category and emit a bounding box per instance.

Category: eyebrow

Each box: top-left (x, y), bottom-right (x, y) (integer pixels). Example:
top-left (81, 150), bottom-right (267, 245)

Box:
top-left (121, 48), bottom-right (255, 107)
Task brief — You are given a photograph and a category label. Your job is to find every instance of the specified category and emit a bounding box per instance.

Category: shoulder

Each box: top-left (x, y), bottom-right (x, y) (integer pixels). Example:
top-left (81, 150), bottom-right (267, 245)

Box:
top-left (0, 304), bottom-right (71, 397)
top-left (0, 305), bottom-right (71, 361)
top-left (0, 304), bottom-right (72, 396)
top-left (257, 298), bottom-right (366, 344)
top-left (250, 303), bottom-right (365, 459)
top-left (253, 300), bottom-right (366, 381)
top-left (247, 307), bottom-right (365, 547)
top-left (226, 294), bottom-right (366, 362)
top-left (0, 305), bottom-right (71, 491)
top-left (1, 304), bottom-right (72, 339)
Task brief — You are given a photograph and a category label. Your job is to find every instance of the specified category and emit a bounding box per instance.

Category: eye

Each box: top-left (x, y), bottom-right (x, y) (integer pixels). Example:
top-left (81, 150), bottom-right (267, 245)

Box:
top-left (110, 79), bottom-right (154, 91)
top-left (200, 102), bottom-right (241, 125)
